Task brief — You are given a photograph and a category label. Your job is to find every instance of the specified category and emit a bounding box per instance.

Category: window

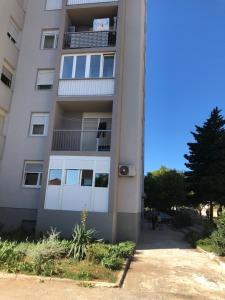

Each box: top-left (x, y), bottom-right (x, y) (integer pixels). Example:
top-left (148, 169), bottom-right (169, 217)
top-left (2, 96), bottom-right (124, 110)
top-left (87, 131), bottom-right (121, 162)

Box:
top-left (7, 19), bottom-right (20, 46)
top-left (103, 55), bottom-right (114, 78)
top-left (81, 170), bottom-right (93, 187)
top-left (30, 113), bottom-right (49, 136)
top-left (48, 169), bottom-right (62, 186)
top-left (61, 54), bottom-right (115, 80)
top-left (95, 173), bottom-right (109, 188)
top-left (36, 69), bottom-right (55, 90)
top-left (41, 30), bottom-right (59, 49)
top-left (89, 55), bottom-right (101, 78)
top-left (65, 170), bottom-right (80, 185)
top-left (75, 56), bottom-right (86, 79)
top-left (1, 66), bottom-right (13, 88)
top-left (45, 0), bottom-right (62, 10)
top-left (62, 56), bottom-right (73, 79)
top-left (23, 161), bottom-right (43, 188)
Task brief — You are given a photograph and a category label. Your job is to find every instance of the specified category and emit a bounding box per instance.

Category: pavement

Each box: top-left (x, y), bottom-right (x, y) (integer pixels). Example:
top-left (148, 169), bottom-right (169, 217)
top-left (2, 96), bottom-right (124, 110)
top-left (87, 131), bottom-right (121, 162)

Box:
top-left (0, 223), bottom-right (225, 300)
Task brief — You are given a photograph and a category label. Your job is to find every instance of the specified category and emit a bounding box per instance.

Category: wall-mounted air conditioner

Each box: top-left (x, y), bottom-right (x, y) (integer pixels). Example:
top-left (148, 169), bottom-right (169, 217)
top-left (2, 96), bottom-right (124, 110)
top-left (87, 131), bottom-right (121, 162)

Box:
top-left (119, 165), bottom-right (136, 177)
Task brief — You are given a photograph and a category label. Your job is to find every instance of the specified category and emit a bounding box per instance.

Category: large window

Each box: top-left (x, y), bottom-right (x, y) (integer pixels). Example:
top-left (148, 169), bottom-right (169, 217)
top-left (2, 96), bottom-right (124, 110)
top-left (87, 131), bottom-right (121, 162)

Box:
top-left (81, 170), bottom-right (93, 187)
top-left (23, 161), bottom-right (43, 188)
top-left (48, 169), bottom-right (62, 186)
top-left (61, 53), bottom-right (115, 80)
top-left (45, 0), bottom-right (62, 10)
top-left (36, 69), bottom-right (55, 90)
top-left (95, 173), bottom-right (109, 188)
top-left (41, 30), bottom-right (59, 49)
top-left (65, 169), bottom-right (80, 185)
top-left (29, 113), bottom-right (49, 136)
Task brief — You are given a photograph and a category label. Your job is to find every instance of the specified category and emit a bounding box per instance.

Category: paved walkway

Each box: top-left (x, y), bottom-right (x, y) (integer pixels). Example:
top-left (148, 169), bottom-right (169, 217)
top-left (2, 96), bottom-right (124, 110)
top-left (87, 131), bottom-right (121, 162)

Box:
top-left (0, 223), bottom-right (225, 299)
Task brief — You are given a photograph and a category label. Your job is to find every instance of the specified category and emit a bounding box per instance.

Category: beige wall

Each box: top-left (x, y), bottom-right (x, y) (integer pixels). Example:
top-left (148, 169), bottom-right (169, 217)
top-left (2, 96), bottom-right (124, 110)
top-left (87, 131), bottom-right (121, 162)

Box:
top-left (0, 0), bottom-right (61, 209)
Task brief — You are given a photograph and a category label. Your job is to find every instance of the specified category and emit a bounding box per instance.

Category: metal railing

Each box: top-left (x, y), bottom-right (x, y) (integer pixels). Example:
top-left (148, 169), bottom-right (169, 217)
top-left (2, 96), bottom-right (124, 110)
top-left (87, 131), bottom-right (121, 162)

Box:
top-left (64, 31), bottom-right (116, 49)
top-left (52, 130), bottom-right (111, 152)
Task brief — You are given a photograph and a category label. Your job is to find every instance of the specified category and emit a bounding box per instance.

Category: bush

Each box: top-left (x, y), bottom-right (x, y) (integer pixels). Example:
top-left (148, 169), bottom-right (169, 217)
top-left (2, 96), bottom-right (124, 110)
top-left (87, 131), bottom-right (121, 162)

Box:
top-left (210, 213), bottom-right (225, 256)
top-left (102, 255), bottom-right (123, 271)
top-left (86, 243), bottom-right (110, 263)
top-left (172, 211), bottom-right (192, 228)
top-left (68, 211), bottom-right (96, 261)
top-left (110, 242), bottom-right (135, 259)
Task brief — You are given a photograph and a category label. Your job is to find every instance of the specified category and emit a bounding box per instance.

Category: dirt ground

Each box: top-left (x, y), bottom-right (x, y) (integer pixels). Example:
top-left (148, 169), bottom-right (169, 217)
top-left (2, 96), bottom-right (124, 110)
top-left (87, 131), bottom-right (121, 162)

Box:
top-left (0, 223), bottom-right (225, 300)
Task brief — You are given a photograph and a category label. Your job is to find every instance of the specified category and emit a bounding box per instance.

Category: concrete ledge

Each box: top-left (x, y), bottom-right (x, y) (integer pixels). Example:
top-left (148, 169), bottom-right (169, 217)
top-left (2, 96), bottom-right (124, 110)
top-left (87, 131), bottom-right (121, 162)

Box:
top-left (197, 246), bottom-right (225, 272)
top-left (0, 254), bottom-right (133, 288)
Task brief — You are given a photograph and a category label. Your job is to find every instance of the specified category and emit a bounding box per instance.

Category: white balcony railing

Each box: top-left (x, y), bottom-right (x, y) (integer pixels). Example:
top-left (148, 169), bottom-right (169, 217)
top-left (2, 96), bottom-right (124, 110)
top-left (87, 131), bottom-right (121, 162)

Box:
top-left (67, 0), bottom-right (118, 5)
top-left (58, 78), bottom-right (115, 96)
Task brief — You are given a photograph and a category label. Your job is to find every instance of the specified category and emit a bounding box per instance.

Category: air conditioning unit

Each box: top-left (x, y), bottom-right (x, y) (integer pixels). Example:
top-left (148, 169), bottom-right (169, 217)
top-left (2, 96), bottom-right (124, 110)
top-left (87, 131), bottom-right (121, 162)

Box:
top-left (119, 165), bottom-right (136, 177)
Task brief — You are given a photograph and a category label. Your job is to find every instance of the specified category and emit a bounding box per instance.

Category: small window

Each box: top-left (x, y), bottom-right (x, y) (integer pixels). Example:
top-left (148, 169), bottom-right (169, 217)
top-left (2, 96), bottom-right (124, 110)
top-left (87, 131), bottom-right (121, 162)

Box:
top-left (36, 69), bottom-right (55, 90)
top-left (23, 161), bottom-right (43, 188)
top-left (41, 30), bottom-right (59, 49)
top-left (95, 173), bottom-right (109, 188)
top-left (65, 170), bottom-right (80, 185)
top-left (75, 56), bottom-right (86, 79)
top-left (45, 0), bottom-right (62, 10)
top-left (62, 56), bottom-right (74, 79)
top-left (7, 19), bottom-right (20, 46)
top-left (30, 113), bottom-right (49, 136)
top-left (81, 170), bottom-right (93, 187)
top-left (48, 169), bottom-right (62, 186)
top-left (90, 55), bottom-right (101, 78)
top-left (1, 66), bottom-right (13, 88)
top-left (103, 55), bottom-right (115, 78)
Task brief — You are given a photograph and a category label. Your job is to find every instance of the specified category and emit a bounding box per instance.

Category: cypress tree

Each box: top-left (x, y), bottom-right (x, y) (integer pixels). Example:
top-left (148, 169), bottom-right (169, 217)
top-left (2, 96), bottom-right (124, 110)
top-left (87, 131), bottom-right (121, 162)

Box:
top-left (184, 107), bottom-right (225, 220)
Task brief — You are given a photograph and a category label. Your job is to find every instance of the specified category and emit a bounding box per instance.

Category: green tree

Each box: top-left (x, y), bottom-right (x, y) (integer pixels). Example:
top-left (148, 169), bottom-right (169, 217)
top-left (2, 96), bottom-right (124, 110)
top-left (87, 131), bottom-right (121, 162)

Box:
top-left (184, 107), bottom-right (225, 220)
top-left (144, 166), bottom-right (186, 211)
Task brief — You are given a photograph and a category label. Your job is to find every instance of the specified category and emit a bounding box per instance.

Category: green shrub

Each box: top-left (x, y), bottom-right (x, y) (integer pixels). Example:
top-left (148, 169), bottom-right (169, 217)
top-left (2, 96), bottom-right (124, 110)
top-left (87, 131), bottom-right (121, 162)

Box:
top-left (102, 254), bottom-right (123, 270)
top-left (110, 242), bottom-right (135, 259)
top-left (68, 211), bottom-right (96, 261)
top-left (172, 212), bottom-right (192, 228)
top-left (210, 213), bottom-right (225, 256)
top-left (86, 243), bottom-right (110, 263)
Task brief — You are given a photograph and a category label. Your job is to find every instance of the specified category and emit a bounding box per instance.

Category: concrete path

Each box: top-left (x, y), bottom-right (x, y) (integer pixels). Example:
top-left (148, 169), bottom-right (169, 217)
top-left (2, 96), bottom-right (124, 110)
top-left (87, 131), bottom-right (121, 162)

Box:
top-left (0, 223), bottom-right (225, 299)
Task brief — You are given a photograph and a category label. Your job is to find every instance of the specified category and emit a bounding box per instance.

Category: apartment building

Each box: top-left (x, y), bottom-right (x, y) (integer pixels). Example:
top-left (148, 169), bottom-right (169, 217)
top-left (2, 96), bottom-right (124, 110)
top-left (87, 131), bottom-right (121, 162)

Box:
top-left (0, 0), bottom-right (146, 242)
top-left (0, 0), bottom-right (26, 161)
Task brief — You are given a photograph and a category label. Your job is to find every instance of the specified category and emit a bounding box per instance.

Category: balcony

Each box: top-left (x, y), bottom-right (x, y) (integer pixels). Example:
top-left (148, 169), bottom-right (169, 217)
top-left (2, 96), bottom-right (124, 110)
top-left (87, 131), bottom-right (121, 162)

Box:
top-left (64, 31), bottom-right (116, 49)
top-left (67, 0), bottom-right (118, 5)
top-left (52, 130), bottom-right (111, 152)
top-left (58, 78), bottom-right (115, 97)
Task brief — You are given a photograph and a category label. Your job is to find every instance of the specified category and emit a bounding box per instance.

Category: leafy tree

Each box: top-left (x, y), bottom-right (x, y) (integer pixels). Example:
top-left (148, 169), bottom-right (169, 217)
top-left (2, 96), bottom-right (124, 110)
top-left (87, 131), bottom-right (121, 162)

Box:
top-left (144, 166), bottom-right (186, 211)
top-left (184, 107), bottom-right (225, 220)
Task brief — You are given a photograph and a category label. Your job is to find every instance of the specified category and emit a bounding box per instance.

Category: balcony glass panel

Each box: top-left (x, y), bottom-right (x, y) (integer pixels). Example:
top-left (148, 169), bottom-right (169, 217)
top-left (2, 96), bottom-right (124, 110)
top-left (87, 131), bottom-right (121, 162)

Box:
top-left (75, 56), bottom-right (86, 78)
top-left (90, 55), bottom-right (101, 78)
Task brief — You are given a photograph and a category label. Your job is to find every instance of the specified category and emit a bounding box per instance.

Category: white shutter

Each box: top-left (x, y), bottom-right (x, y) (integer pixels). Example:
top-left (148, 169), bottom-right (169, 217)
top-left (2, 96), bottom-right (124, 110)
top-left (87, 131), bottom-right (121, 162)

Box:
top-left (30, 113), bottom-right (49, 136)
top-left (8, 20), bottom-right (20, 44)
top-left (37, 70), bottom-right (55, 86)
top-left (45, 0), bottom-right (62, 10)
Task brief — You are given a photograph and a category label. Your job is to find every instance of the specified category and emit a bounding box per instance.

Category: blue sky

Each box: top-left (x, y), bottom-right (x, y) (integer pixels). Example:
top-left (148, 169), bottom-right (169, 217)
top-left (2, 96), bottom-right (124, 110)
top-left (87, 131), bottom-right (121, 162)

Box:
top-left (145, 0), bottom-right (225, 173)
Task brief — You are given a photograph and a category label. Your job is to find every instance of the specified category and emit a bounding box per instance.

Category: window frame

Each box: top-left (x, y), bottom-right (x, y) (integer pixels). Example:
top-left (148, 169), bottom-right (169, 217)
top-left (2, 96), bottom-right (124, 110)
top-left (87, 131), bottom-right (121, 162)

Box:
top-left (41, 29), bottom-right (59, 50)
top-left (95, 173), bottom-right (109, 188)
top-left (48, 169), bottom-right (63, 186)
top-left (1, 65), bottom-right (13, 89)
top-left (81, 169), bottom-right (94, 187)
top-left (29, 113), bottom-right (49, 137)
top-left (65, 169), bottom-right (80, 186)
top-left (36, 69), bottom-right (55, 90)
top-left (22, 161), bottom-right (43, 189)
top-left (60, 53), bottom-right (116, 80)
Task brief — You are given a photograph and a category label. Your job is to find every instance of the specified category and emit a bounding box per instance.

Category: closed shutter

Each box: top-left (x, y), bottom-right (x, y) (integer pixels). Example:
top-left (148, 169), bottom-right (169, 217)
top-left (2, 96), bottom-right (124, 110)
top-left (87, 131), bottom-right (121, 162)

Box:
top-left (8, 20), bottom-right (20, 44)
top-left (45, 0), bottom-right (62, 10)
top-left (37, 70), bottom-right (55, 87)
top-left (25, 162), bottom-right (43, 173)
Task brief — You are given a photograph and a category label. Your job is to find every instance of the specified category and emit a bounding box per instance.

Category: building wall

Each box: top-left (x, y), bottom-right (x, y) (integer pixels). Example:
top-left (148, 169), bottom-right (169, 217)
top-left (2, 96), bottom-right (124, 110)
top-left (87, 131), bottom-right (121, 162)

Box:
top-left (0, 0), bottom-right (61, 217)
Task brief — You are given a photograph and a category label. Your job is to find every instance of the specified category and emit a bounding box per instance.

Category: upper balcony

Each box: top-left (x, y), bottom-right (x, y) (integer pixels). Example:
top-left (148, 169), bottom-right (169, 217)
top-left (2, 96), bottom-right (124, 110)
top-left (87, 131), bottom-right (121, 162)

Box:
top-left (63, 5), bottom-right (117, 50)
top-left (67, 0), bottom-right (118, 6)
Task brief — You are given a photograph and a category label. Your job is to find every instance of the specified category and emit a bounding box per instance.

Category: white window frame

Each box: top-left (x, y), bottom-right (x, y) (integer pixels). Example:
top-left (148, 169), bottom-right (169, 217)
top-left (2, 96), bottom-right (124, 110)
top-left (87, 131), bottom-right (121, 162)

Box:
top-left (36, 69), bottom-right (55, 90)
top-left (45, 0), bottom-right (62, 10)
top-left (29, 113), bottom-right (49, 137)
top-left (60, 53), bottom-right (116, 80)
top-left (41, 29), bottom-right (59, 49)
top-left (23, 161), bottom-right (43, 189)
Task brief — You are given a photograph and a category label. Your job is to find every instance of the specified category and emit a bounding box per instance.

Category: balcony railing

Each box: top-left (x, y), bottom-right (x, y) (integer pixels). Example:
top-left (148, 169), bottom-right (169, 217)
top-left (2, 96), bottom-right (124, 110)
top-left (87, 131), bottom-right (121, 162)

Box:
top-left (58, 78), bottom-right (115, 96)
top-left (67, 0), bottom-right (118, 5)
top-left (64, 31), bottom-right (116, 49)
top-left (52, 130), bottom-right (111, 152)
